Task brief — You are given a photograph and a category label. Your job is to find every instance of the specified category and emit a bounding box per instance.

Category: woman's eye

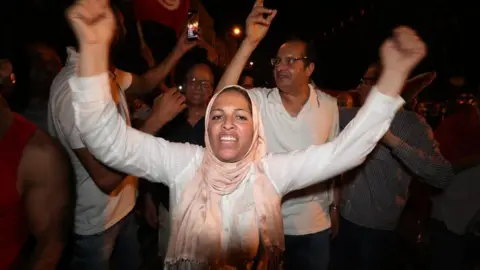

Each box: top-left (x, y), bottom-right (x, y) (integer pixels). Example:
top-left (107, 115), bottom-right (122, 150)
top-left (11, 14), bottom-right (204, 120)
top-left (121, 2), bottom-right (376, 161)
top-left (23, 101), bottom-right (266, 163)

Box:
top-left (236, 115), bottom-right (247, 121)
top-left (211, 115), bottom-right (222, 120)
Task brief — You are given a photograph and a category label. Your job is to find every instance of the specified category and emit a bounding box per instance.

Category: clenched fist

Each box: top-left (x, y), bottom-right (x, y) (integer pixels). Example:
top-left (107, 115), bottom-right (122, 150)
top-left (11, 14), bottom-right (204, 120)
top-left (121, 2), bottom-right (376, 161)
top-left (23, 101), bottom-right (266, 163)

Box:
top-left (245, 0), bottom-right (277, 45)
top-left (381, 26), bottom-right (427, 76)
top-left (67, 0), bottom-right (115, 47)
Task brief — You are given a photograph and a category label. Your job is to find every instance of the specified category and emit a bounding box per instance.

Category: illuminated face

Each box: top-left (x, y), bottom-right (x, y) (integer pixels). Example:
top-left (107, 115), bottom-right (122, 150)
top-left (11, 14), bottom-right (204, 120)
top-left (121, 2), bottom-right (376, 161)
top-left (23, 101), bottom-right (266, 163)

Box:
top-left (184, 64), bottom-right (214, 106)
top-left (272, 41), bottom-right (313, 91)
top-left (207, 89), bottom-right (254, 162)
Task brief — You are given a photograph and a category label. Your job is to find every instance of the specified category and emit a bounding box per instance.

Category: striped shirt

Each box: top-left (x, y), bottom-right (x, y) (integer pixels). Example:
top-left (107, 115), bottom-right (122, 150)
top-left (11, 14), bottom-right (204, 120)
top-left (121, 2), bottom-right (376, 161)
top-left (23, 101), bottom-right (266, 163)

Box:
top-left (339, 108), bottom-right (453, 230)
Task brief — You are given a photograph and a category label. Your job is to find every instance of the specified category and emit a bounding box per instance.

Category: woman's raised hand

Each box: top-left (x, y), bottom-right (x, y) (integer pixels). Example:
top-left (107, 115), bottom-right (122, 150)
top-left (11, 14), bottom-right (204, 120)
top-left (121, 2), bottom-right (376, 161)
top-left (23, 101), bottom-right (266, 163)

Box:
top-left (67, 0), bottom-right (115, 48)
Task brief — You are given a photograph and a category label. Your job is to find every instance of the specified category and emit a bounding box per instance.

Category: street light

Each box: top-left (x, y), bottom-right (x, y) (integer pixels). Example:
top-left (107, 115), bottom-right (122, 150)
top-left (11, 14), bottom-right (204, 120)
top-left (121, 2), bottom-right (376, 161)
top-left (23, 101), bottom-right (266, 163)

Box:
top-left (232, 26), bottom-right (242, 36)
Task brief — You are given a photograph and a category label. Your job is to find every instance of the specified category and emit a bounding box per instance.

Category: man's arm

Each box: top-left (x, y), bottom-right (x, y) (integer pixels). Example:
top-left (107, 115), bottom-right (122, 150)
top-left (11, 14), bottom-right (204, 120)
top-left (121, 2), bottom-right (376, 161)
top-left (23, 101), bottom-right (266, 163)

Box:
top-left (73, 148), bottom-right (126, 193)
top-left (21, 131), bottom-right (71, 270)
top-left (132, 86), bottom-right (187, 134)
top-left (382, 114), bottom-right (454, 188)
top-left (70, 85), bottom-right (182, 194)
top-left (74, 116), bottom-right (169, 193)
top-left (138, 113), bottom-right (170, 135)
top-left (125, 49), bottom-right (183, 96)
top-left (216, 1), bottom-right (276, 92)
top-left (434, 106), bottom-right (480, 174)
top-left (216, 40), bottom-right (257, 91)
top-left (124, 31), bottom-right (198, 96)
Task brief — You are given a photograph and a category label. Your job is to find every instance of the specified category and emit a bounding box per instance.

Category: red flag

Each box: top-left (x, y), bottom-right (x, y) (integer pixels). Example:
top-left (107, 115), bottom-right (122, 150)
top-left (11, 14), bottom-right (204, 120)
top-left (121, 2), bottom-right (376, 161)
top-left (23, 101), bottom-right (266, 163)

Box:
top-left (133, 0), bottom-right (190, 35)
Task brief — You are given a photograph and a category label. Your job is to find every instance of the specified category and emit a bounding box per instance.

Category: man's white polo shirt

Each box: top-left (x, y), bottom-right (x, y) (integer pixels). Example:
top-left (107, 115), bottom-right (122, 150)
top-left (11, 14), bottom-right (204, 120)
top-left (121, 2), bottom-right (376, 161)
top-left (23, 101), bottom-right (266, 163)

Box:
top-left (247, 85), bottom-right (339, 235)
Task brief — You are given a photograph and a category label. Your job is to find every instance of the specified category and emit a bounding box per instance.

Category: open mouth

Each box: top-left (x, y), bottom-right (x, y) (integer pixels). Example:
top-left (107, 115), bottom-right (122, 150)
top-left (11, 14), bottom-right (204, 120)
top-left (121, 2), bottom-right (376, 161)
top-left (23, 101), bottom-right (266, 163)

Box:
top-left (219, 135), bottom-right (238, 145)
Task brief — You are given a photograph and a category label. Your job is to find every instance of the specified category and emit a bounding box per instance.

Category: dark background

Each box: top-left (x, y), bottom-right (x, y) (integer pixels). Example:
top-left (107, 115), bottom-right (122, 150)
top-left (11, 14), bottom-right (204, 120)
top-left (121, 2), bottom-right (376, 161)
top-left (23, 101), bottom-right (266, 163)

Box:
top-left (203, 0), bottom-right (477, 99)
top-left (1, 0), bottom-right (477, 100)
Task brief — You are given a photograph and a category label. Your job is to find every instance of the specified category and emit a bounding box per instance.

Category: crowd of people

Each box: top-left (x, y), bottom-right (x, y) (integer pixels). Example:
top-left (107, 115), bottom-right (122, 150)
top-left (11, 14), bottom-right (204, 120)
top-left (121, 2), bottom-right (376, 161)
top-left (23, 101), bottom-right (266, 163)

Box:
top-left (1, 0), bottom-right (479, 269)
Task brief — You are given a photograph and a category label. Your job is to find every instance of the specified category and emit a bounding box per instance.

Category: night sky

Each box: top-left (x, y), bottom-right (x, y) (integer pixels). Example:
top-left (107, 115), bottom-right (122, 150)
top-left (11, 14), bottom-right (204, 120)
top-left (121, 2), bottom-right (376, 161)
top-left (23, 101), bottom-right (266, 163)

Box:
top-left (0, 0), bottom-right (477, 101)
top-left (202, 0), bottom-right (477, 100)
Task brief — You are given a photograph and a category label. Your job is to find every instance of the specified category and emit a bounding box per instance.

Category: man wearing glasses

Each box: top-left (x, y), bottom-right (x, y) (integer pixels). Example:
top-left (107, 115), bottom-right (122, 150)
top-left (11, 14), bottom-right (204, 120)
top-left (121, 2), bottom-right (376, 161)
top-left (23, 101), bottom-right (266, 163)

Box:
top-left (216, 2), bottom-right (339, 269)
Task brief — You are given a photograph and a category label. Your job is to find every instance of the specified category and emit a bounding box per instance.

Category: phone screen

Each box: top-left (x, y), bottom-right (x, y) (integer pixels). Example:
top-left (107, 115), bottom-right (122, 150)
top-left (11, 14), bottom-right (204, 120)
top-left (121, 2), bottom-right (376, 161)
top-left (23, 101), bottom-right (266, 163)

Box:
top-left (187, 11), bottom-right (199, 41)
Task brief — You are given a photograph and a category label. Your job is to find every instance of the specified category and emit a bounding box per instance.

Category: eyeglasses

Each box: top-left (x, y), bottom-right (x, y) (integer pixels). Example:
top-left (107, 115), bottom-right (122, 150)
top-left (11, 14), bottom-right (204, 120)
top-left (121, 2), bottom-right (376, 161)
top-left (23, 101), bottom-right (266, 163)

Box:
top-left (186, 77), bottom-right (213, 91)
top-left (270, 56), bottom-right (308, 67)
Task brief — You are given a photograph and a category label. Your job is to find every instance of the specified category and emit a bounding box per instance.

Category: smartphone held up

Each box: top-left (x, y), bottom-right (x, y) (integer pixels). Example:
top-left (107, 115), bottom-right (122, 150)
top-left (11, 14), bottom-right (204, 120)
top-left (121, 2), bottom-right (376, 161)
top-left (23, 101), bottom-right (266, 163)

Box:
top-left (187, 10), bottom-right (199, 41)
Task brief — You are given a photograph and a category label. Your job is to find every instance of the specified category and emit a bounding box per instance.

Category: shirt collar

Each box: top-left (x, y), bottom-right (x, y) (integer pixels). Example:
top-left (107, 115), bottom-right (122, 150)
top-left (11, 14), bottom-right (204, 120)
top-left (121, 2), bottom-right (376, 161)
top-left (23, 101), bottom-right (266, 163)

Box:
top-left (268, 84), bottom-right (320, 108)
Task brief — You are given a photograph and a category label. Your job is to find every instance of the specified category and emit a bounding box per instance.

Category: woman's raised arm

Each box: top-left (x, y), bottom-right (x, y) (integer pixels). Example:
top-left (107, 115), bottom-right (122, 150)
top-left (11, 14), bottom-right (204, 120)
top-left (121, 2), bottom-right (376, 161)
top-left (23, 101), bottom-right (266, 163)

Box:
top-left (66, 0), bottom-right (203, 186)
top-left (70, 74), bottom-right (203, 186)
top-left (264, 88), bottom-right (404, 195)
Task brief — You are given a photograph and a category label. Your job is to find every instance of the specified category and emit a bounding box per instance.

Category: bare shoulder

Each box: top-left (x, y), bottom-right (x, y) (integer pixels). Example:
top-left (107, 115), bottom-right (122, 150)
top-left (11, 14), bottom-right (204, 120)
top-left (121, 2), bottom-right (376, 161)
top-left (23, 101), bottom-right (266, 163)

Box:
top-left (25, 130), bottom-right (66, 161)
top-left (19, 130), bottom-right (69, 190)
top-left (114, 68), bottom-right (134, 90)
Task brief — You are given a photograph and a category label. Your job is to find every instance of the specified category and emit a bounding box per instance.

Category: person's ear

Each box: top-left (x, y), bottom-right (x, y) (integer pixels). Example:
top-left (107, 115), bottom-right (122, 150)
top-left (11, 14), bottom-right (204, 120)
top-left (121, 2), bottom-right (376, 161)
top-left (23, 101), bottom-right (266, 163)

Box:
top-left (305, 62), bottom-right (315, 77)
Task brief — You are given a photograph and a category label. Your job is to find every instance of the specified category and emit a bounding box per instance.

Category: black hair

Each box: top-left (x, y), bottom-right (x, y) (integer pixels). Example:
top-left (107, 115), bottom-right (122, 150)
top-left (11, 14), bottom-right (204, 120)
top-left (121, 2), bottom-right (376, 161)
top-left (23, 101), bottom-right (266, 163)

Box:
top-left (360, 61), bottom-right (383, 83)
top-left (240, 69), bottom-right (255, 84)
top-left (181, 60), bottom-right (216, 86)
top-left (284, 37), bottom-right (317, 65)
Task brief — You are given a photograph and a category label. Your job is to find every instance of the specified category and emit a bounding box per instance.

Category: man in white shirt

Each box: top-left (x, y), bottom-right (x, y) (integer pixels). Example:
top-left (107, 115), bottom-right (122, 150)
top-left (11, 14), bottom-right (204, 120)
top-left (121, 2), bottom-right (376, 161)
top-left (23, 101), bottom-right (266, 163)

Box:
top-left (48, 6), bottom-right (197, 269)
top-left (217, 2), bottom-right (339, 269)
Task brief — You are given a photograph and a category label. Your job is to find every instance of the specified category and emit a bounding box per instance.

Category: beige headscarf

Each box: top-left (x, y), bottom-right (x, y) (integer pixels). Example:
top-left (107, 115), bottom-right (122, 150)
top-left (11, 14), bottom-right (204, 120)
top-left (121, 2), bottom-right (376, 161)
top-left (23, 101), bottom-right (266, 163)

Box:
top-left (165, 86), bottom-right (284, 269)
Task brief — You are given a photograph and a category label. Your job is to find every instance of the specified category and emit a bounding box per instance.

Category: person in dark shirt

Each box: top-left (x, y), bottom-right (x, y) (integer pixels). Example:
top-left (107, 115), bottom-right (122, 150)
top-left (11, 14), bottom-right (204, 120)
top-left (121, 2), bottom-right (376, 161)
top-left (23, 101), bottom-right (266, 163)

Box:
top-left (332, 63), bottom-right (452, 270)
top-left (156, 62), bottom-right (215, 144)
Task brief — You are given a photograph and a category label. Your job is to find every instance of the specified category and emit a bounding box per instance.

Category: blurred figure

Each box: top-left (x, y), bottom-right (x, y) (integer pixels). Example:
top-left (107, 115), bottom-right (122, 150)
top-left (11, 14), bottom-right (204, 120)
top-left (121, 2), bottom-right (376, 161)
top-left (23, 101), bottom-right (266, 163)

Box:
top-left (0, 59), bottom-right (15, 98)
top-left (402, 72), bottom-right (436, 112)
top-left (49, 4), bottom-right (197, 269)
top-left (431, 96), bottom-right (480, 270)
top-left (336, 92), bottom-right (355, 108)
top-left (333, 63), bottom-right (452, 270)
top-left (17, 43), bottom-right (62, 131)
top-left (356, 62), bottom-right (382, 105)
top-left (239, 69), bottom-right (255, 89)
top-left (0, 91), bottom-right (70, 269)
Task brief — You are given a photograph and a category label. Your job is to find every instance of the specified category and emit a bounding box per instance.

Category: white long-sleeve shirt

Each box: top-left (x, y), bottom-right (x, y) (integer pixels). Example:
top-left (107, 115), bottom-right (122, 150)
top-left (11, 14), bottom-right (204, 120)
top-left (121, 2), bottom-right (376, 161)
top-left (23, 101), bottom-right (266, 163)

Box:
top-left (70, 73), bottom-right (404, 265)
